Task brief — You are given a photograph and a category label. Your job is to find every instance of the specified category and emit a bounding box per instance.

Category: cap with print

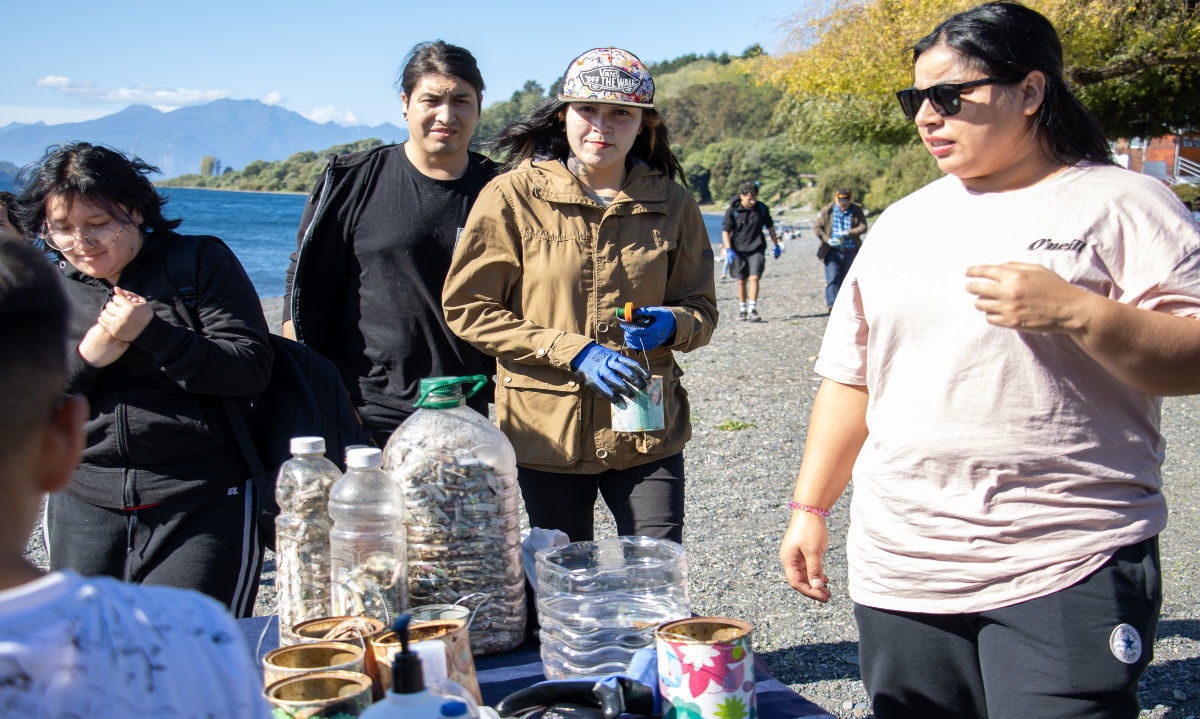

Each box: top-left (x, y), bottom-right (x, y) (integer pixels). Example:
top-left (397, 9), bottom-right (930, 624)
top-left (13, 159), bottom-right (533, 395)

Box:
top-left (836, 188), bottom-right (852, 199)
top-left (558, 47), bottom-right (655, 109)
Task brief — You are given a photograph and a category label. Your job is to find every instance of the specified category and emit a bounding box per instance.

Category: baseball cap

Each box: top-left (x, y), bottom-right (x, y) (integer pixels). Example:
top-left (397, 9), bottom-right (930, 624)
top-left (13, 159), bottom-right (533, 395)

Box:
top-left (836, 188), bottom-right (852, 199)
top-left (557, 47), bottom-right (655, 109)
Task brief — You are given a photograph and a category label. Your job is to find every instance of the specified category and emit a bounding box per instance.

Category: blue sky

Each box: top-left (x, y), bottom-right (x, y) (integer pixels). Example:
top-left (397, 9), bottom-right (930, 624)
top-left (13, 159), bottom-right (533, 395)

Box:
top-left (2, 0), bottom-right (807, 128)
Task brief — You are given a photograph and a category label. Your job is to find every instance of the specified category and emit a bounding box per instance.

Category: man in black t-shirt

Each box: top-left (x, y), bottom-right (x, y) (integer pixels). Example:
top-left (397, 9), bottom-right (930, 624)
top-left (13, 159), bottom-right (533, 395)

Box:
top-left (722, 181), bottom-right (781, 322)
top-left (283, 41), bottom-right (498, 446)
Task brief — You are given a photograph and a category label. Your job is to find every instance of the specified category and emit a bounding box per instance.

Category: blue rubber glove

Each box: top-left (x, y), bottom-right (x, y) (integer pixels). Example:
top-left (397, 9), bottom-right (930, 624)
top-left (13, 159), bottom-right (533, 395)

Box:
top-left (621, 306), bottom-right (676, 351)
top-left (725, 248), bottom-right (736, 265)
top-left (570, 343), bottom-right (650, 402)
top-left (773, 243), bottom-right (782, 259)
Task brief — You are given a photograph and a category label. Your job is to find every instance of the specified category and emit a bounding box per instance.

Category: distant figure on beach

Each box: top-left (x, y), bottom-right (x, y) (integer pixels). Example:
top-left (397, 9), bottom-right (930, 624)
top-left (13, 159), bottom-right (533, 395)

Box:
top-left (722, 180), bottom-right (782, 321)
top-left (0, 191), bottom-right (21, 242)
top-left (0, 241), bottom-right (270, 717)
top-left (780, 3), bottom-right (1200, 717)
top-left (812, 188), bottom-right (867, 309)
top-left (444, 47), bottom-right (716, 544)
top-left (283, 40), bottom-right (498, 447)
top-left (14, 142), bottom-right (271, 617)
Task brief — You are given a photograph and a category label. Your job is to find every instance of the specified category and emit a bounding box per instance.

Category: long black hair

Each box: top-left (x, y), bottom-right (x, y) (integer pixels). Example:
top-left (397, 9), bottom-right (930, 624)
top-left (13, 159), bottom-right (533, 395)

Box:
top-left (396, 40), bottom-right (485, 109)
top-left (912, 2), bottom-right (1113, 165)
top-left (492, 98), bottom-right (687, 184)
top-left (14, 142), bottom-right (182, 241)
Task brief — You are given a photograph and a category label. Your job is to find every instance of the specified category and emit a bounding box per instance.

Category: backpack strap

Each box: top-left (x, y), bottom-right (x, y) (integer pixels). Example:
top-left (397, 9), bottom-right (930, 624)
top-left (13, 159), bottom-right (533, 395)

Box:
top-left (163, 235), bottom-right (270, 486)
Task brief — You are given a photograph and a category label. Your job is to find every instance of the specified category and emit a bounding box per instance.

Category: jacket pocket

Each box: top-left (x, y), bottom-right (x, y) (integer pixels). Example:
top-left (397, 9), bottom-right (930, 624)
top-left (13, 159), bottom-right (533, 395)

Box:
top-left (496, 362), bottom-right (581, 467)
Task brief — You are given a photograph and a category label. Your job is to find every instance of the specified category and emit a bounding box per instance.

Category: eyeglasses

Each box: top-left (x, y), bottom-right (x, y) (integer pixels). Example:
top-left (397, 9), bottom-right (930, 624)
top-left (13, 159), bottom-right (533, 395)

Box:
top-left (40, 218), bottom-right (132, 254)
top-left (895, 78), bottom-right (1002, 121)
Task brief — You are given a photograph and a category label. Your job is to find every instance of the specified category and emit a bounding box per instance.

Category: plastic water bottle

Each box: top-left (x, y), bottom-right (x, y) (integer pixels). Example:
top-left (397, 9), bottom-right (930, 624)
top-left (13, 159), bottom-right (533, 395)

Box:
top-left (330, 447), bottom-right (406, 623)
top-left (275, 436), bottom-right (342, 644)
top-left (412, 640), bottom-right (480, 716)
top-left (536, 536), bottom-right (690, 679)
top-left (383, 376), bottom-right (525, 655)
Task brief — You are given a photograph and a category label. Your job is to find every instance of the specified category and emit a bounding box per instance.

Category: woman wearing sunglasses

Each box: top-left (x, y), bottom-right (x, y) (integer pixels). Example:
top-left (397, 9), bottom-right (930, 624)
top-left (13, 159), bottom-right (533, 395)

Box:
top-left (780, 3), bottom-right (1200, 717)
top-left (14, 143), bottom-right (271, 618)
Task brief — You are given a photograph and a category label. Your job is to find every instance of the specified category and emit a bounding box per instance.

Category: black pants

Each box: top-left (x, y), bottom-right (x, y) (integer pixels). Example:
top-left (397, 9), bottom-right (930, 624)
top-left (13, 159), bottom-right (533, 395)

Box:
top-left (855, 537), bottom-right (1161, 719)
top-left (517, 453), bottom-right (685, 544)
top-left (45, 479), bottom-right (263, 618)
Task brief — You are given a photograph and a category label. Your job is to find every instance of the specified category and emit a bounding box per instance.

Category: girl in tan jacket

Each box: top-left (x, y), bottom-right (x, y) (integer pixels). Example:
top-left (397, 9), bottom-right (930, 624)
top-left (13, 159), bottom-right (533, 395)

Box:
top-left (443, 47), bottom-right (717, 544)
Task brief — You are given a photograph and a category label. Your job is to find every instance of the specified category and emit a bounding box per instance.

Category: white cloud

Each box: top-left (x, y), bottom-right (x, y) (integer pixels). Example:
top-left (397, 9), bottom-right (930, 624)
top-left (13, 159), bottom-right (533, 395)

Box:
top-left (261, 91), bottom-right (286, 106)
top-left (34, 75), bottom-right (231, 109)
top-left (302, 105), bottom-right (362, 126)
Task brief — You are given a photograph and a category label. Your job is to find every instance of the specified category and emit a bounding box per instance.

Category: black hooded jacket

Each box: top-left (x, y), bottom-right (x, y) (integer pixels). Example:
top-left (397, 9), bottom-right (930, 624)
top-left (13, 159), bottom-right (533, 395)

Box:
top-left (60, 231), bottom-right (273, 508)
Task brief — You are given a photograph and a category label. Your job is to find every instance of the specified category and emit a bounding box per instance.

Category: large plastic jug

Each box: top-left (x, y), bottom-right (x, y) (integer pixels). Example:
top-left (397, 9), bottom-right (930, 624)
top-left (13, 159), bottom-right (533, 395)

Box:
top-left (536, 536), bottom-right (690, 679)
top-left (275, 436), bottom-right (343, 644)
top-left (383, 376), bottom-right (526, 655)
top-left (329, 447), bottom-right (407, 623)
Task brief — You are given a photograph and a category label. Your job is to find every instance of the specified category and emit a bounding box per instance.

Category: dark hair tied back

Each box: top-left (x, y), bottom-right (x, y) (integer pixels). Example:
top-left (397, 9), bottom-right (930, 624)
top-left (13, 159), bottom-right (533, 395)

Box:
top-left (13, 142), bottom-right (181, 242)
top-left (912, 1), bottom-right (1112, 166)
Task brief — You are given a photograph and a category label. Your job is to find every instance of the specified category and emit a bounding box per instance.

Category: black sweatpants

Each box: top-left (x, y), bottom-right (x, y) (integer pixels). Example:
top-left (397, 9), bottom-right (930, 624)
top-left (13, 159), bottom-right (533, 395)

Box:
top-left (45, 479), bottom-right (263, 618)
top-left (517, 453), bottom-right (685, 544)
top-left (854, 537), bottom-right (1161, 719)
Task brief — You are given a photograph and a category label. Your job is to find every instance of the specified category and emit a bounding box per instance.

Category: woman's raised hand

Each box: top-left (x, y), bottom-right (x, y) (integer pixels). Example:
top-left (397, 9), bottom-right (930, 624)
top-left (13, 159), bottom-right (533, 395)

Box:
top-left (98, 287), bottom-right (154, 343)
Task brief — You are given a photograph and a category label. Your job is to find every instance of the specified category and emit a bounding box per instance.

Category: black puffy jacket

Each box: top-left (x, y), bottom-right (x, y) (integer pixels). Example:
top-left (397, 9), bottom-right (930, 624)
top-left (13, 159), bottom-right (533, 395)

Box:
top-left (60, 231), bottom-right (273, 509)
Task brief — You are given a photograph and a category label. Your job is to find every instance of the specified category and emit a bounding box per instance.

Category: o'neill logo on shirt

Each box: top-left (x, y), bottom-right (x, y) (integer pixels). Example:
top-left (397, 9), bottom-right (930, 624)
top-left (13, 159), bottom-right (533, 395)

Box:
top-left (580, 67), bottom-right (642, 95)
top-left (1028, 237), bottom-right (1085, 256)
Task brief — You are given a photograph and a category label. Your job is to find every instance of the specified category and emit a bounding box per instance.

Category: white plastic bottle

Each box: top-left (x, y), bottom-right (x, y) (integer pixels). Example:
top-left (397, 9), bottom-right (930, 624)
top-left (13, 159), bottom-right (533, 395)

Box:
top-left (274, 436), bottom-right (341, 644)
top-left (329, 447), bottom-right (406, 622)
top-left (361, 617), bottom-right (446, 719)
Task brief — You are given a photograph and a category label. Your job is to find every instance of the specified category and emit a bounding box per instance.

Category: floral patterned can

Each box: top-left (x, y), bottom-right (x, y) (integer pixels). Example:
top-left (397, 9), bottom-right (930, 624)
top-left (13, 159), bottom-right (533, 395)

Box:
top-left (656, 617), bottom-right (756, 719)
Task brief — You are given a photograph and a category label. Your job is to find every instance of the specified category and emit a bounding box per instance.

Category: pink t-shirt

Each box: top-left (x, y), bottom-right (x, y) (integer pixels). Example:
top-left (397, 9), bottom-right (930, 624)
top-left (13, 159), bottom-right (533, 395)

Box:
top-left (816, 163), bottom-right (1200, 613)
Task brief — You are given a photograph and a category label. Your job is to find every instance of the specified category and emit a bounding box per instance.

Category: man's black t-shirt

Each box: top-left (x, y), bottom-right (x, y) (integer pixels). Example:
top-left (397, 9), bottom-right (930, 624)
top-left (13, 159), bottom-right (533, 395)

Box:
top-left (722, 199), bottom-right (774, 253)
top-left (326, 146), bottom-right (497, 425)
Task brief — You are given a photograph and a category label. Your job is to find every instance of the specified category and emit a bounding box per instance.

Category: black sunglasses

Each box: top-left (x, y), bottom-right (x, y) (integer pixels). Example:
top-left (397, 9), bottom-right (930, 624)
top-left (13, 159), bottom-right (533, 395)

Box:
top-left (895, 78), bottom-right (1001, 120)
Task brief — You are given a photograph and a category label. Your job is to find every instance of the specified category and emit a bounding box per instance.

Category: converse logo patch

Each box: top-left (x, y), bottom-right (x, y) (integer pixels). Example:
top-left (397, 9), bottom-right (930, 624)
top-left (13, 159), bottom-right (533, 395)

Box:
top-left (1109, 623), bottom-right (1142, 664)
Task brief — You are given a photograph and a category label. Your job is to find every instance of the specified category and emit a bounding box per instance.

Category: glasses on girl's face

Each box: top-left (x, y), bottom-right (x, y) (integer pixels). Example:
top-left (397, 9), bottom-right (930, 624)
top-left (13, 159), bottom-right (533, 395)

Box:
top-left (895, 78), bottom-right (1001, 120)
top-left (39, 219), bottom-right (131, 254)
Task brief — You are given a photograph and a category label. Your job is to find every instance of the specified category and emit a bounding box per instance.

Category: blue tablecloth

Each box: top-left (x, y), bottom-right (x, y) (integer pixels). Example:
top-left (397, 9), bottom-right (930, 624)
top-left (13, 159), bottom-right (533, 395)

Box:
top-left (239, 616), bottom-right (833, 719)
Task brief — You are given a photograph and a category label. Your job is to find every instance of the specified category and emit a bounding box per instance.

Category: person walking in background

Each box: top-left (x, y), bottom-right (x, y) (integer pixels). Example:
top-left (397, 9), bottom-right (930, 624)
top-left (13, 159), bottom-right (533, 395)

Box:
top-left (0, 241), bottom-right (271, 717)
top-left (813, 188), bottom-right (867, 309)
top-left (0, 191), bottom-right (21, 242)
top-left (283, 41), bottom-right (498, 447)
top-left (14, 143), bottom-right (272, 618)
top-left (722, 181), bottom-right (781, 321)
top-left (780, 3), bottom-right (1200, 717)
top-left (443, 47), bottom-right (716, 544)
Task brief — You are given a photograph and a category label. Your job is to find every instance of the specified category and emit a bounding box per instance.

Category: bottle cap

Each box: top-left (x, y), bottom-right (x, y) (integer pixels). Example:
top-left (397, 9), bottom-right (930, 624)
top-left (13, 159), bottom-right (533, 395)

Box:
top-left (411, 640), bottom-right (449, 683)
top-left (441, 701), bottom-right (469, 718)
top-left (346, 447), bottom-right (383, 469)
top-left (290, 436), bottom-right (326, 455)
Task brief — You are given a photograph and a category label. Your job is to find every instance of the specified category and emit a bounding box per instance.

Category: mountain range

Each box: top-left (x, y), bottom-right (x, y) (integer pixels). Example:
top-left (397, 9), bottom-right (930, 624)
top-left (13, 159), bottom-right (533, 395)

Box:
top-left (0, 99), bottom-right (408, 180)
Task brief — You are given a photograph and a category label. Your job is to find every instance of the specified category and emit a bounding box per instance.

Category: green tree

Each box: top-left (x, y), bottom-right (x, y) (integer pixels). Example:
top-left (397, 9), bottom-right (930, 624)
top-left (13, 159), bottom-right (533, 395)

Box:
top-left (200, 155), bottom-right (216, 177)
top-left (764, 0), bottom-right (1200, 143)
top-left (473, 80), bottom-right (548, 153)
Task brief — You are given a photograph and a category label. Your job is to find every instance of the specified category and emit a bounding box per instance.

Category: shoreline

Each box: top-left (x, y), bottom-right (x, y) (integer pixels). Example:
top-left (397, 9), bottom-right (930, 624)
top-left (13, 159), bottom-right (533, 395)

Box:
top-left (156, 184), bottom-right (308, 197)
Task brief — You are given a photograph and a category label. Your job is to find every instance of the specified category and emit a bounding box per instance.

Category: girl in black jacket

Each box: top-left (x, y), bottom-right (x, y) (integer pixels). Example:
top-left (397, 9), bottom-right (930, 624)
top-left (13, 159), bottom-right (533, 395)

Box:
top-left (15, 143), bottom-right (272, 617)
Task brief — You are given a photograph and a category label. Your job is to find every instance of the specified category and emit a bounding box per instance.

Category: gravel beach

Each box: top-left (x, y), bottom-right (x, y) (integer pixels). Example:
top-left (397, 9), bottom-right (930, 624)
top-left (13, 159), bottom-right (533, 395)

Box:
top-left (27, 216), bottom-right (1200, 717)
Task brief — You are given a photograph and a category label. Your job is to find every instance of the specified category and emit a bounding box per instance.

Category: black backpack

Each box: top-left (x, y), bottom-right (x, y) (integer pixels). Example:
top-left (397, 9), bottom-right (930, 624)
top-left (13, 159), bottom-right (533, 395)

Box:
top-left (166, 234), bottom-right (369, 551)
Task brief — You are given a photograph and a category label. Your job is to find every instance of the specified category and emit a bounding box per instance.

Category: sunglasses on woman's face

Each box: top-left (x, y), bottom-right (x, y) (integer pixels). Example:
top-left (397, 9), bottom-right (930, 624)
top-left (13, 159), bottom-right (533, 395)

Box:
top-left (895, 78), bottom-right (1001, 120)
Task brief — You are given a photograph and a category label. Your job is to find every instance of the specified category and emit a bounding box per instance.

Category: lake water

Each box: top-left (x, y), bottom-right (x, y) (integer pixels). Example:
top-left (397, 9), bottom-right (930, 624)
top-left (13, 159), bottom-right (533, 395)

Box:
top-left (161, 186), bottom-right (728, 299)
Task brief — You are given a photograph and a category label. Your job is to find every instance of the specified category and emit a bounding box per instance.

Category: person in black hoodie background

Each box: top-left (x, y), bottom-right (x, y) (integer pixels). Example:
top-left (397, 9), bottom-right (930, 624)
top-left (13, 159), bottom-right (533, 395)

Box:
top-left (721, 180), bottom-right (781, 322)
top-left (283, 41), bottom-right (498, 447)
top-left (14, 142), bottom-right (272, 617)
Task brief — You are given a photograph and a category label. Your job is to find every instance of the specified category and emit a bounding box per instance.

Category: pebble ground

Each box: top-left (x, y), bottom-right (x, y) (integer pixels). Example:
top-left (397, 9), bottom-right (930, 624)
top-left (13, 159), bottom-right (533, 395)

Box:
top-left (27, 213), bottom-right (1200, 717)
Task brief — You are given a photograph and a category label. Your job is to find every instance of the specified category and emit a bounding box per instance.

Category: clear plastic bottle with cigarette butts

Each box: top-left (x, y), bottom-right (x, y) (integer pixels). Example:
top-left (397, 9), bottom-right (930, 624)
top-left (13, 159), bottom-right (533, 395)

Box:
top-left (275, 436), bottom-right (343, 644)
top-left (383, 376), bottom-right (526, 655)
top-left (330, 447), bottom-right (407, 623)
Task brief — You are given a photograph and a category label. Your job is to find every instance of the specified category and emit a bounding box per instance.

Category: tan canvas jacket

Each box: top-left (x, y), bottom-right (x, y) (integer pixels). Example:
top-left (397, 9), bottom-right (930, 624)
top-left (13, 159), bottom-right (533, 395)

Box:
top-left (443, 158), bottom-right (717, 473)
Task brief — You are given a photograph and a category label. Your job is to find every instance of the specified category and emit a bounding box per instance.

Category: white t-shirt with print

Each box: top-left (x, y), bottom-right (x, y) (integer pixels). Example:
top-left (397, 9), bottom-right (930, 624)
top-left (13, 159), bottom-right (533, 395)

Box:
top-left (0, 570), bottom-right (270, 717)
top-left (816, 163), bottom-right (1200, 613)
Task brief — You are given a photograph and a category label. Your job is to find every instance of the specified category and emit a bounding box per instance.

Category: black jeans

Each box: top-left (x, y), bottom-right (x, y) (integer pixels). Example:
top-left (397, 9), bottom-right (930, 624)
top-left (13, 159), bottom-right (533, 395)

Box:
top-left (855, 537), bottom-right (1161, 719)
top-left (45, 480), bottom-right (263, 618)
top-left (517, 453), bottom-right (685, 544)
